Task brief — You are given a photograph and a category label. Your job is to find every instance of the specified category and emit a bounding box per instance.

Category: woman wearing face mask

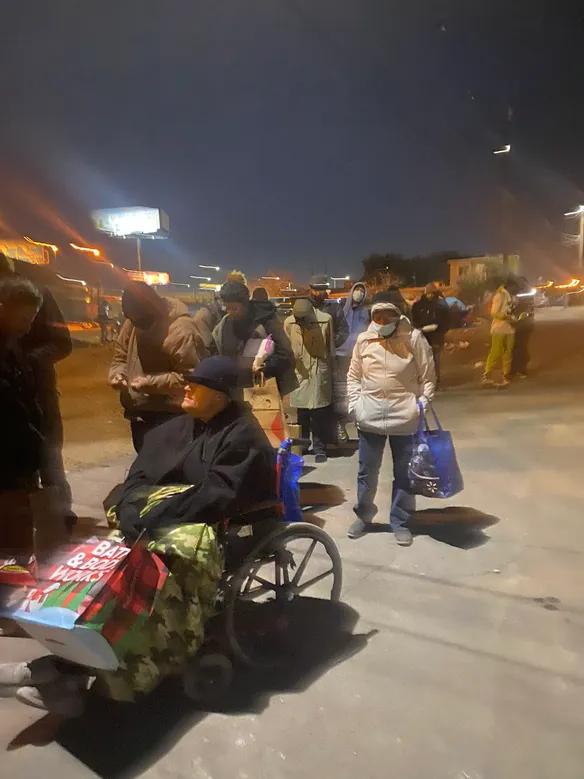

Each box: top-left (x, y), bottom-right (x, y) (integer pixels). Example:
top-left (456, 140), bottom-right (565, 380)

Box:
top-left (346, 292), bottom-right (436, 545)
top-left (335, 283), bottom-right (370, 442)
top-left (284, 299), bottom-right (335, 463)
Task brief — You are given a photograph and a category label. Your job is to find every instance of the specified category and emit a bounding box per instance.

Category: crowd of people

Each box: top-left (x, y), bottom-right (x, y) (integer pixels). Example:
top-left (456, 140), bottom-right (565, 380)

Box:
top-left (0, 259), bottom-right (534, 714)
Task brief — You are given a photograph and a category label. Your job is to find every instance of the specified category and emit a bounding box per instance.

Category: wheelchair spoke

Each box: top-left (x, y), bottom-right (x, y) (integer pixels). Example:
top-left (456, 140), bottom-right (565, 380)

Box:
top-left (295, 568), bottom-right (335, 594)
top-left (291, 540), bottom-right (317, 586)
top-left (242, 563), bottom-right (263, 595)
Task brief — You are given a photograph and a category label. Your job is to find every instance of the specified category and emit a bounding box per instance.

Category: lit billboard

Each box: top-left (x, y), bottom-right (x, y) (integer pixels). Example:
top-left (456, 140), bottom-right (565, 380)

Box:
top-left (92, 207), bottom-right (170, 239)
top-left (0, 240), bottom-right (50, 264)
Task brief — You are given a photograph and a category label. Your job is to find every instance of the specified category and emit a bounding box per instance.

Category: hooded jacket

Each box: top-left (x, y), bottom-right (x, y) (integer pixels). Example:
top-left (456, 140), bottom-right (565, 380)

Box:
top-left (310, 296), bottom-right (349, 350)
top-left (284, 308), bottom-right (335, 409)
top-left (109, 296), bottom-right (206, 416)
top-left (411, 294), bottom-right (450, 348)
top-left (212, 299), bottom-right (295, 392)
top-left (193, 298), bottom-right (224, 352)
top-left (115, 403), bottom-right (278, 540)
top-left (347, 305), bottom-right (436, 436)
top-left (337, 283), bottom-right (370, 357)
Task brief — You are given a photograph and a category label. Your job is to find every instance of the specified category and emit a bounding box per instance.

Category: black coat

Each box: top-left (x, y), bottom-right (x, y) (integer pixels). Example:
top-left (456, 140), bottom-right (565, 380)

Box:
top-left (0, 340), bottom-right (44, 490)
top-left (312, 298), bottom-right (349, 349)
top-left (116, 403), bottom-right (279, 540)
top-left (411, 295), bottom-right (450, 347)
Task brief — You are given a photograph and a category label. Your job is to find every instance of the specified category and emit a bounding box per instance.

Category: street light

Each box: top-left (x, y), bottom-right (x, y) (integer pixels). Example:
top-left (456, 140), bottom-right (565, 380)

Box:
top-left (331, 275), bottom-right (350, 289)
top-left (199, 265), bottom-right (220, 271)
top-left (24, 236), bottom-right (59, 253)
top-left (493, 144), bottom-right (511, 155)
top-left (190, 275), bottom-right (212, 281)
top-left (564, 205), bottom-right (584, 269)
top-left (262, 276), bottom-right (280, 280)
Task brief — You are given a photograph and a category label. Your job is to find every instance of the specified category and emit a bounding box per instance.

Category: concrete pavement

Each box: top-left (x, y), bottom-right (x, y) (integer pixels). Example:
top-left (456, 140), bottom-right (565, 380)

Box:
top-left (3, 314), bottom-right (584, 778)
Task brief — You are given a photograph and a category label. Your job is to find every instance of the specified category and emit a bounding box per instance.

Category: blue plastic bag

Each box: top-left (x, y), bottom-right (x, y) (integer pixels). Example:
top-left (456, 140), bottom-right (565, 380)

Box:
top-left (277, 440), bottom-right (304, 522)
top-left (409, 403), bottom-right (464, 499)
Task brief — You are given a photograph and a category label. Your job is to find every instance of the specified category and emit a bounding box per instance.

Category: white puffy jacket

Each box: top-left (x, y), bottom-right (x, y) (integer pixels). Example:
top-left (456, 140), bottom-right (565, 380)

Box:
top-left (347, 315), bottom-right (436, 436)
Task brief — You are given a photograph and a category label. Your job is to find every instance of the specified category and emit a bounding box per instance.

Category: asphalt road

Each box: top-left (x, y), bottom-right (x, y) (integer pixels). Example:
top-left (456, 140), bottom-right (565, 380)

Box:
top-left (2, 306), bottom-right (584, 778)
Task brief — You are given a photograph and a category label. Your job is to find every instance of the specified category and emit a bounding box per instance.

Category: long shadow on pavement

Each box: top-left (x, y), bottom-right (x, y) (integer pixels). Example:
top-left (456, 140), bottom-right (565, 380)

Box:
top-left (54, 599), bottom-right (372, 779)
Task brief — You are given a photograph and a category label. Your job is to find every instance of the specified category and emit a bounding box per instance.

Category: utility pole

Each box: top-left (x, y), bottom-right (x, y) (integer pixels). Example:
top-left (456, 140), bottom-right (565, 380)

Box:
top-left (136, 236), bottom-right (142, 271)
top-left (564, 206), bottom-right (584, 270)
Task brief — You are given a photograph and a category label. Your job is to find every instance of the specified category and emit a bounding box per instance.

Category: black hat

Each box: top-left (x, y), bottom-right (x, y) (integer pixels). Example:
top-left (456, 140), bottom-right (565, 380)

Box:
top-left (220, 281), bottom-right (250, 304)
top-left (309, 274), bottom-right (330, 290)
top-left (183, 356), bottom-right (239, 394)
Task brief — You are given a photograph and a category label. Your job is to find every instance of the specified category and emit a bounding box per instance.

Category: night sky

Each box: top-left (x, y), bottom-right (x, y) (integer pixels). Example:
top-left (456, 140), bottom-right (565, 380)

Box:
top-left (0, 1), bottom-right (582, 282)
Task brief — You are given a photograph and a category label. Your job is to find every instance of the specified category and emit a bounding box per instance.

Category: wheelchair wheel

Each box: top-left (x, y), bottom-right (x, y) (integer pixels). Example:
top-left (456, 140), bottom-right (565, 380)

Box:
top-left (182, 653), bottom-right (233, 703)
top-left (225, 523), bottom-right (342, 667)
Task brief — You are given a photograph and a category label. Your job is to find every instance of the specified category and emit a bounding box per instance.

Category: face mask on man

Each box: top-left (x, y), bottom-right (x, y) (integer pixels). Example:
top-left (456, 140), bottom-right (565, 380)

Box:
top-left (352, 289), bottom-right (365, 304)
top-left (373, 322), bottom-right (397, 337)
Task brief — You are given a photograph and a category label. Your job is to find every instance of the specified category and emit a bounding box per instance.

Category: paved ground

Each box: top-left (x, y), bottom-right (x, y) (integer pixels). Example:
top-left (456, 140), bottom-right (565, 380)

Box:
top-left (2, 307), bottom-right (584, 778)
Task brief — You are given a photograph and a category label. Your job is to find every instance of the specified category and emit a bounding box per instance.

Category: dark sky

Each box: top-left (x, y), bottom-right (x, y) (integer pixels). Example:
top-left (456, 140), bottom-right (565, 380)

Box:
top-left (0, 1), bottom-right (582, 282)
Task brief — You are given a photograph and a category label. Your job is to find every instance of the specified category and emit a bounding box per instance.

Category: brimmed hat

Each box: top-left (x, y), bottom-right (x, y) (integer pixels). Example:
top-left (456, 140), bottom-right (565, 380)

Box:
top-left (309, 274), bottom-right (330, 290)
top-left (183, 356), bottom-right (239, 394)
top-left (293, 298), bottom-right (314, 318)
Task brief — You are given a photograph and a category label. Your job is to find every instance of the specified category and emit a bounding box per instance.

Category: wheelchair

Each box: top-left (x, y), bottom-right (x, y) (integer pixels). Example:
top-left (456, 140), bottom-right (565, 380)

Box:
top-left (181, 438), bottom-right (343, 702)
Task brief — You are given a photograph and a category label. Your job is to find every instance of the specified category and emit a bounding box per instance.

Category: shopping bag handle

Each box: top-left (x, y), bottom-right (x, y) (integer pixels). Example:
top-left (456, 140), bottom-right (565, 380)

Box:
top-left (417, 400), bottom-right (443, 434)
top-left (252, 371), bottom-right (266, 388)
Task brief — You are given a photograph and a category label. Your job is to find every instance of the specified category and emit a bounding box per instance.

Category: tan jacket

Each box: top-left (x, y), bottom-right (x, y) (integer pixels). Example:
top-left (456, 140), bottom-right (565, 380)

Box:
top-left (284, 309), bottom-right (335, 409)
top-left (490, 286), bottom-right (515, 335)
top-left (109, 297), bottom-right (207, 416)
top-left (348, 317), bottom-right (436, 435)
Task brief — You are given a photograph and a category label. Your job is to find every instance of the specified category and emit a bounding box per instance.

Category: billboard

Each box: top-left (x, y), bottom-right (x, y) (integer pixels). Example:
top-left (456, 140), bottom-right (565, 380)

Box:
top-left (0, 240), bottom-right (50, 264)
top-left (92, 207), bottom-right (170, 239)
top-left (126, 270), bottom-right (170, 286)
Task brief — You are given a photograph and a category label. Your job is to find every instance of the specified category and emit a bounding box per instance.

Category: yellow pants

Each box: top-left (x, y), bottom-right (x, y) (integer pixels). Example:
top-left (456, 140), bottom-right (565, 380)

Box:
top-left (485, 333), bottom-right (515, 378)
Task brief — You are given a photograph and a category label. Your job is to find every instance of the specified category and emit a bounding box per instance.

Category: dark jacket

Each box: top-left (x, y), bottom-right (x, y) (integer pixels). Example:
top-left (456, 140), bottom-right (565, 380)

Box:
top-left (19, 287), bottom-right (72, 442)
top-left (212, 300), bottom-right (295, 393)
top-left (0, 339), bottom-right (44, 490)
top-left (411, 295), bottom-right (450, 348)
top-left (116, 403), bottom-right (278, 540)
top-left (312, 298), bottom-right (349, 350)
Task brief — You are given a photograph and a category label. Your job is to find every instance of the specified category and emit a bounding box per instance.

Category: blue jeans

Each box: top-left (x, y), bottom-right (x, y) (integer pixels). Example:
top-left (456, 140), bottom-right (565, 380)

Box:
top-left (355, 431), bottom-right (415, 529)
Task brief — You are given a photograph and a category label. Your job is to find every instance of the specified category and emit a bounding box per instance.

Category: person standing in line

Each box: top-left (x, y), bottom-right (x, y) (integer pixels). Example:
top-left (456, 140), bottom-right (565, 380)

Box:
top-left (109, 281), bottom-right (206, 452)
top-left (251, 287), bottom-right (269, 301)
top-left (335, 282), bottom-right (370, 441)
top-left (0, 254), bottom-right (75, 530)
top-left (97, 298), bottom-right (111, 345)
top-left (193, 292), bottom-right (225, 353)
top-left (284, 299), bottom-right (335, 463)
top-left (0, 276), bottom-right (44, 575)
top-left (346, 296), bottom-right (436, 546)
top-left (411, 283), bottom-right (450, 384)
top-left (213, 281), bottom-right (295, 395)
top-left (510, 277), bottom-right (535, 379)
top-left (482, 278), bottom-right (519, 388)
top-left (308, 274), bottom-right (349, 443)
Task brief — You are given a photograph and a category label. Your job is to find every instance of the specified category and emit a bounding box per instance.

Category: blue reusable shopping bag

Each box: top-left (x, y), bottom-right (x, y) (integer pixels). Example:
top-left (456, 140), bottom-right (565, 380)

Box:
top-left (277, 439), bottom-right (304, 523)
top-left (409, 402), bottom-right (464, 499)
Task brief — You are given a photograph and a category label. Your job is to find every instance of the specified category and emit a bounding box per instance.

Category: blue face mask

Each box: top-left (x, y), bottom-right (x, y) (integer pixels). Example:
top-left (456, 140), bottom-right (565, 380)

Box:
top-left (373, 322), bottom-right (397, 337)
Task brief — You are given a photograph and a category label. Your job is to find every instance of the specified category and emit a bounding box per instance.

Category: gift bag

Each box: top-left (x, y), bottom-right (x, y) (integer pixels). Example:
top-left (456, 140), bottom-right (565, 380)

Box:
top-left (244, 374), bottom-right (289, 446)
top-left (409, 403), bottom-right (464, 499)
top-left (7, 537), bottom-right (168, 670)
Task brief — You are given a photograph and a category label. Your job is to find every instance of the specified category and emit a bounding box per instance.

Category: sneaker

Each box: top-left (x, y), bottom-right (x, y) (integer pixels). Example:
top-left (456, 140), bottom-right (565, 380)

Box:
top-left (481, 374), bottom-right (494, 386)
top-left (314, 452), bottom-right (328, 464)
top-left (516, 372), bottom-right (528, 380)
top-left (393, 527), bottom-right (413, 546)
top-left (16, 677), bottom-right (85, 718)
top-left (495, 378), bottom-right (510, 389)
top-left (0, 656), bottom-right (60, 688)
top-left (347, 517), bottom-right (371, 539)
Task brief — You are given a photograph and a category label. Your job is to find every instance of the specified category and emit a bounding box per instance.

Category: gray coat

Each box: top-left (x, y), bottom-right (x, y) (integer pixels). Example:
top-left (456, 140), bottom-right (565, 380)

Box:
top-left (284, 309), bottom-right (335, 409)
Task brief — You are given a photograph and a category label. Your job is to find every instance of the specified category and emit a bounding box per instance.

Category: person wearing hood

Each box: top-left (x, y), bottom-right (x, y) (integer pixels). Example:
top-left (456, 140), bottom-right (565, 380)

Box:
top-left (193, 292), bottom-right (225, 353)
top-left (213, 281), bottom-right (294, 393)
top-left (308, 274), bottom-right (349, 350)
top-left (109, 281), bottom-right (207, 452)
top-left (335, 282), bottom-right (370, 441)
top-left (284, 299), bottom-right (335, 463)
top-left (411, 283), bottom-right (450, 383)
top-left (346, 294), bottom-right (436, 546)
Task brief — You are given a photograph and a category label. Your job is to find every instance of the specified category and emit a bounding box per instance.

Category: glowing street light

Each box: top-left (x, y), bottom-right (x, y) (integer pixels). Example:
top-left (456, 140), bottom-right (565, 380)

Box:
top-left (199, 265), bottom-right (220, 271)
top-left (190, 275), bottom-right (212, 281)
top-left (331, 276), bottom-right (350, 281)
top-left (493, 144), bottom-right (511, 155)
top-left (262, 276), bottom-right (280, 280)
top-left (70, 242), bottom-right (101, 257)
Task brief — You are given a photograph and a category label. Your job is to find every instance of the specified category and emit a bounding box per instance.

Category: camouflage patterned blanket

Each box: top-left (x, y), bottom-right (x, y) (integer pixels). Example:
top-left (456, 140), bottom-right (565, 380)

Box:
top-left (96, 519), bottom-right (224, 702)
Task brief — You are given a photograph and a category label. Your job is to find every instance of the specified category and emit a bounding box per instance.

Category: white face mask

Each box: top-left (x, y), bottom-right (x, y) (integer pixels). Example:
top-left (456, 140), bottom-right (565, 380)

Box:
top-left (373, 322), bottom-right (397, 337)
top-left (352, 289), bottom-right (365, 303)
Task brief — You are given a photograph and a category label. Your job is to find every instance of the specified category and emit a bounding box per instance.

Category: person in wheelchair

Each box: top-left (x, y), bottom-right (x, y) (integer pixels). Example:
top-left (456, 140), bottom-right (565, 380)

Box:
top-left (0, 356), bottom-right (281, 713)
